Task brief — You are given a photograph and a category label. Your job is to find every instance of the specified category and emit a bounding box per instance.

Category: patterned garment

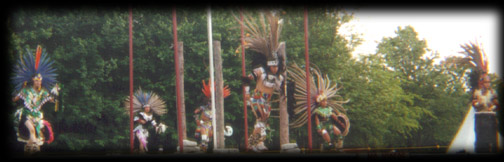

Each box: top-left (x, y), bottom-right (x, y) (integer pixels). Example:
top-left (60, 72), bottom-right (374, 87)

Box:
top-left (199, 120), bottom-right (213, 143)
top-left (248, 81), bottom-right (275, 152)
top-left (17, 87), bottom-right (52, 113)
top-left (14, 87), bottom-right (53, 145)
top-left (253, 67), bottom-right (283, 91)
top-left (248, 120), bottom-right (268, 152)
top-left (250, 90), bottom-right (271, 112)
top-left (473, 89), bottom-right (498, 112)
top-left (248, 133), bottom-right (261, 147)
top-left (195, 104), bottom-right (213, 150)
top-left (133, 112), bottom-right (157, 152)
top-left (314, 107), bottom-right (333, 119)
top-left (201, 105), bottom-right (213, 120)
top-left (315, 107), bottom-right (344, 140)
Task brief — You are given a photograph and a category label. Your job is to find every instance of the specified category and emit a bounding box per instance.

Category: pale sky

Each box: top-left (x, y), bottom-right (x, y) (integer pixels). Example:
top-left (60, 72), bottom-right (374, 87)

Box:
top-left (339, 9), bottom-right (501, 77)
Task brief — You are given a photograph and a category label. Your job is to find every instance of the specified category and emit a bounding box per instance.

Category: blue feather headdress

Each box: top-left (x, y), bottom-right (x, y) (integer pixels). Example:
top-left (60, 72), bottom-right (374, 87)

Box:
top-left (124, 87), bottom-right (167, 116)
top-left (12, 46), bottom-right (57, 95)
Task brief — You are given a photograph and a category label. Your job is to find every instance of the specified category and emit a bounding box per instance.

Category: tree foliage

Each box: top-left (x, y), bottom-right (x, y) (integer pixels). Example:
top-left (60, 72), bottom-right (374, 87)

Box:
top-left (376, 26), bottom-right (470, 147)
top-left (7, 6), bottom-right (479, 153)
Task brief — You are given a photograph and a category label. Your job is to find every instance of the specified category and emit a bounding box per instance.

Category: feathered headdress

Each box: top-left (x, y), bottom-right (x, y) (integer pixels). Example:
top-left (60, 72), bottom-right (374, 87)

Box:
top-left (288, 63), bottom-right (349, 128)
top-left (235, 9), bottom-right (285, 71)
top-left (12, 45), bottom-right (57, 94)
top-left (444, 41), bottom-right (489, 92)
top-left (124, 87), bottom-right (167, 116)
top-left (201, 80), bottom-right (231, 99)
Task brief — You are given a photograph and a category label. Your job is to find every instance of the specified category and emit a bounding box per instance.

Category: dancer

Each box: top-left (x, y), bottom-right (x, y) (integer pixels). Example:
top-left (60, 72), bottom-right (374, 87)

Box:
top-left (194, 80), bottom-right (231, 152)
top-left (237, 10), bottom-right (286, 152)
top-left (288, 63), bottom-right (350, 151)
top-left (444, 41), bottom-right (501, 153)
top-left (457, 42), bottom-right (499, 153)
top-left (124, 88), bottom-right (167, 153)
top-left (12, 45), bottom-right (60, 154)
top-left (472, 74), bottom-right (498, 113)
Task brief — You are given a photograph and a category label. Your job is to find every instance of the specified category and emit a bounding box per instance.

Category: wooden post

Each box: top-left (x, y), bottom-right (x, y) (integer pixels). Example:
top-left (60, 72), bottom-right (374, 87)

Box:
top-left (278, 42), bottom-right (289, 146)
top-left (213, 40), bottom-right (225, 149)
top-left (177, 42), bottom-right (187, 139)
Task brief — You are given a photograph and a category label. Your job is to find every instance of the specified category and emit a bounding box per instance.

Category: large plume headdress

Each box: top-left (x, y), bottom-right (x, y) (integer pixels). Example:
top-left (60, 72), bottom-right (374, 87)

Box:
top-left (444, 41), bottom-right (489, 92)
top-left (235, 9), bottom-right (285, 72)
top-left (124, 87), bottom-right (167, 116)
top-left (12, 45), bottom-right (57, 94)
top-left (201, 80), bottom-right (231, 99)
top-left (288, 63), bottom-right (349, 128)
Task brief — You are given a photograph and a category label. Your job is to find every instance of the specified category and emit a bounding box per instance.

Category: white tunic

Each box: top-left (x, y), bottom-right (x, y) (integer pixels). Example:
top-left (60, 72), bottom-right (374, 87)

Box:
top-left (473, 89), bottom-right (497, 111)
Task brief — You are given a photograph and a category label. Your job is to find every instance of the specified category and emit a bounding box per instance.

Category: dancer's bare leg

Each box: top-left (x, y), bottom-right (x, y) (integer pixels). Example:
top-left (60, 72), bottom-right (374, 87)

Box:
top-left (24, 119), bottom-right (38, 153)
top-left (139, 142), bottom-right (145, 153)
top-left (25, 119), bottom-right (37, 143)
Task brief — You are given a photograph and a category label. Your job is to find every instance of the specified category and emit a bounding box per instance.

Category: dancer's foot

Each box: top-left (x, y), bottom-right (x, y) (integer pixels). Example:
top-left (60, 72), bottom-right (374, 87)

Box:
top-left (257, 142), bottom-right (268, 151)
top-left (323, 142), bottom-right (334, 150)
top-left (251, 145), bottom-right (260, 152)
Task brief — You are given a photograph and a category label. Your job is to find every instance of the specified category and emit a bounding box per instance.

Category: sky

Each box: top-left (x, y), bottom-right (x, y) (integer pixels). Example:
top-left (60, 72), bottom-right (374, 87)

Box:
top-left (339, 9), bottom-right (501, 77)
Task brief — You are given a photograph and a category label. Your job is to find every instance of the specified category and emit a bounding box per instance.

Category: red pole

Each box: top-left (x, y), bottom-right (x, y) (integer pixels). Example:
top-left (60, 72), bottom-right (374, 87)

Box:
top-left (172, 6), bottom-right (183, 153)
top-left (128, 6), bottom-right (134, 154)
top-left (304, 7), bottom-right (312, 152)
top-left (239, 8), bottom-right (249, 152)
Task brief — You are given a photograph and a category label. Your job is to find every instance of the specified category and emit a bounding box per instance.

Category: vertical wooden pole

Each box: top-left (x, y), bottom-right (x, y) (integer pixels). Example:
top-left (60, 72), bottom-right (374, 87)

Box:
top-left (128, 6), bottom-right (134, 154)
top-left (304, 7), bottom-right (312, 152)
top-left (214, 41), bottom-right (225, 148)
top-left (177, 42), bottom-right (187, 139)
top-left (172, 6), bottom-right (183, 153)
top-left (239, 7), bottom-right (249, 152)
top-left (278, 42), bottom-right (289, 147)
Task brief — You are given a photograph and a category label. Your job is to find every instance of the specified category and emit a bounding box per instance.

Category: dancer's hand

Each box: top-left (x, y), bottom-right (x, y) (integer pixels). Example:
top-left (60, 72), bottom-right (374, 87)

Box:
top-left (51, 83), bottom-right (60, 96)
top-left (13, 96), bottom-right (20, 102)
top-left (244, 94), bottom-right (250, 101)
top-left (248, 74), bottom-right (254, 80)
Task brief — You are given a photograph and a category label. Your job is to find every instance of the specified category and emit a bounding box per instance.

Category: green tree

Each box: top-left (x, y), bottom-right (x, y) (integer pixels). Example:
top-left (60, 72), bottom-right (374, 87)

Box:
top-left (376, 25), bottom-right (469, 147)
top-left (8, 6), bottom-right (475, 153)
top-left (8, 6), bottom-right (255, 152)
top-left (343, 54), bottom-right (424, 147)
top-left (279, 6), bottom-right (364, 148)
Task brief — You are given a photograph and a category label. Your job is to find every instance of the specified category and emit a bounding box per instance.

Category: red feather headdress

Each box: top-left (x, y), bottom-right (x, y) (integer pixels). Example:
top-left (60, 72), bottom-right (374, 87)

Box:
top-left (202, 80), bottom-right (231, 99)
top-left (35, 45), bottom-right (42, 71)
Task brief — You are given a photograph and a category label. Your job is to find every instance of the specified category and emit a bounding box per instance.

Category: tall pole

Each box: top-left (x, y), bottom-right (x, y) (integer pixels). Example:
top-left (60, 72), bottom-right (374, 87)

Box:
top-left (172, 6), bottom-right (183, 153)
top-left (128, 6), bottom-right (134, 154)
top-left (278, 42), bottom-right (289, 147)
top-left (177, 42), bottom-right (187, 139)
top-left (304, 7), bottom-right (312, 152)
top-left (214, 41), bottom-right (224, 148)
top-left (207, 6), bottom-right (217, 150)
top-left (239, 8), bottom-right (249, 152)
